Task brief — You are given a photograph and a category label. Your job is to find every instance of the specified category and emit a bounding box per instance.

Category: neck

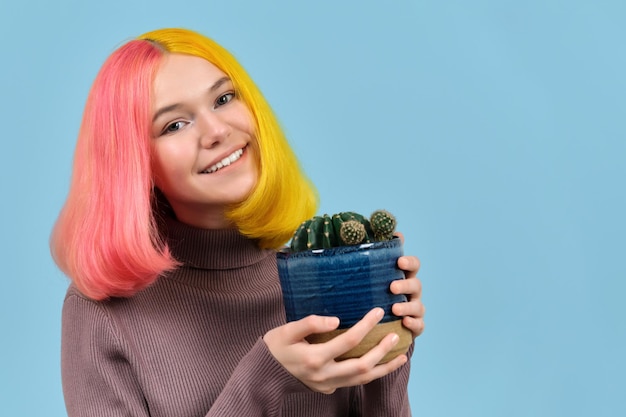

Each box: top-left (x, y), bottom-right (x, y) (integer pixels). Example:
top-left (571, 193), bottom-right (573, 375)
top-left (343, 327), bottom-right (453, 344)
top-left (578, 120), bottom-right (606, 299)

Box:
top-left (170, 204), bottom-right (235, 230)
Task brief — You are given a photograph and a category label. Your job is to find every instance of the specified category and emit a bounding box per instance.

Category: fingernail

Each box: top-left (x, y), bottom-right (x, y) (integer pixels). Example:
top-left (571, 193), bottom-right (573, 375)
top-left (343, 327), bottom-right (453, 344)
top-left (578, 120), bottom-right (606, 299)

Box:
top-left (326, 317), bottom-right (340, 327)
top-left (376, 308), bottom-right (384, 319)
top-left (391, 333), bottom-right (399, 345)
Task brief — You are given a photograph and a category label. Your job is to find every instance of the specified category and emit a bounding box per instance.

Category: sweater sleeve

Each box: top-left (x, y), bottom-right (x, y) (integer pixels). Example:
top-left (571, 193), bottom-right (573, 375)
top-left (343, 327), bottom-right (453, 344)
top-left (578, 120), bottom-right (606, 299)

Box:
top-left (61, 294), bottom-right (150, 417)
top-left (205, 339), bottom-right (309, 416)
top-left (61, 293), bottom-right (311, 417)
top-left (352, 343), bottom-right (415, 417)
top-left (62, 287), bottom-right (411, 417)
top-left (209, 342), bottom-right (415, 417)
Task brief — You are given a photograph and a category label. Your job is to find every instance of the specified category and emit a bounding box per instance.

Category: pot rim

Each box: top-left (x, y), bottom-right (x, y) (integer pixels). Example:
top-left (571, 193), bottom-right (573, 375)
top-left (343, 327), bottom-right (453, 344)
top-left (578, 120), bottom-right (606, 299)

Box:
top-left (277, 236), bottom-right (402, 259)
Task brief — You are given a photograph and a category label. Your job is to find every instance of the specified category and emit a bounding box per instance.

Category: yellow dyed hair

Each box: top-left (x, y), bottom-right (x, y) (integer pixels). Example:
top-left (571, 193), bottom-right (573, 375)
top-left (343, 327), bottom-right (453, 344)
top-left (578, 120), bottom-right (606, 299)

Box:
top-left (139, 28), bottom-right (318, 248)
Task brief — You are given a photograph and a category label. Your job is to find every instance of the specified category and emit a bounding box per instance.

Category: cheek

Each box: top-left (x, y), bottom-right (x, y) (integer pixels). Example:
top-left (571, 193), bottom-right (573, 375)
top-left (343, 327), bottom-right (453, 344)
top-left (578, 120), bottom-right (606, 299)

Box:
top-left (239, 108), bottom-right (259, 162)
top-left (235, 102), bottom-right (256, 137)
top-left (249, 142), bottom-right (261, 174)
top-left (150, 142), bottom-right (186, 188)
top-left (150, 156), bottom-right (167, 189)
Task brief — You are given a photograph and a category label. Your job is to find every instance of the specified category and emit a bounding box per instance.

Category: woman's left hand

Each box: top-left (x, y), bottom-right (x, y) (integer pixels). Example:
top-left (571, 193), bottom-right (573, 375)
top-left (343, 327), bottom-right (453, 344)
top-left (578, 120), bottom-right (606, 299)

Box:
top-left (390, 232), bottom-right (426, 338)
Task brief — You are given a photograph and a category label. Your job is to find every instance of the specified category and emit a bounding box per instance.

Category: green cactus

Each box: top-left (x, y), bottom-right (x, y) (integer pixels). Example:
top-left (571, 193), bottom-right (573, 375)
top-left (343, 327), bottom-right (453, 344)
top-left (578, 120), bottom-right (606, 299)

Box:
top-left (339, 220), bottom-right (366, 245)
top-left (289, 210), bottom-right (397, 252)
top-left (370, 209), bottom-right (397, 241)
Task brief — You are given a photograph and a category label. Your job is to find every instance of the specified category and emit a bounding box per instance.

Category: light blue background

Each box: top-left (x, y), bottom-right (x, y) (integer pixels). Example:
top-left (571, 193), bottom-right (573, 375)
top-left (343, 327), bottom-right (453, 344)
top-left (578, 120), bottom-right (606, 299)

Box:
top-left (2, 0), bottom-right (624, 416)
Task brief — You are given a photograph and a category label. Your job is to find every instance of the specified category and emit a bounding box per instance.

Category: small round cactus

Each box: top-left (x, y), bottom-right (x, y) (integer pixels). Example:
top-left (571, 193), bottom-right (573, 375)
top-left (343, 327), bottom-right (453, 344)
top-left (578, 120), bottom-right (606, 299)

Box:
top-left (340, 220), bottom-right (366, 245)
top-left (290, 210), bottom-right (397, 252)
top-left (370, 209), bottom-right (397, 241)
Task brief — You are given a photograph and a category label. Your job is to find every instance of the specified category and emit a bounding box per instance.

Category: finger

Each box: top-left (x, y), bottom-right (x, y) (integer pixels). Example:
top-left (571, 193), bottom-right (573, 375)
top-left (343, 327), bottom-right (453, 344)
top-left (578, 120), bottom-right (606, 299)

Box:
top-left (283, 315), bottom-right (340, 343)
top-left (396, 256), bottom-right (420, 277)
top-left (393, 231), bottom-right (405, 244)
top-left (402, 316), bottom-right (425, 337)
top-left (332, 334), bottom-right (408, 384)
top-left (322, 308), bottom-right (384, 358)
top-left (392, 298), bottom-right (425, 318)
top-left (358, 353), bottom-right (408, 385)
top-left (390, 276), bottom-right (422, 297)
top-left (356, 332), bottom-right (401, 366)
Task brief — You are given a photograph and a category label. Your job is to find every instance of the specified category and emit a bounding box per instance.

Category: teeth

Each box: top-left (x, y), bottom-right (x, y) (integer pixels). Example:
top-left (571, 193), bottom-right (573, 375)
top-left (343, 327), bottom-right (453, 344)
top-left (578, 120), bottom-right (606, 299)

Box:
top-left (202, 149), bottom-right (244, 174)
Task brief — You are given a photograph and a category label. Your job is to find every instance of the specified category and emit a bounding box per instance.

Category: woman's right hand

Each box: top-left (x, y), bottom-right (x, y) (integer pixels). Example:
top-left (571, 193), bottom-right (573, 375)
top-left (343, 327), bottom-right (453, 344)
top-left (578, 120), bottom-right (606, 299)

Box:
top-left (263, 308), bottom-right (408, 394)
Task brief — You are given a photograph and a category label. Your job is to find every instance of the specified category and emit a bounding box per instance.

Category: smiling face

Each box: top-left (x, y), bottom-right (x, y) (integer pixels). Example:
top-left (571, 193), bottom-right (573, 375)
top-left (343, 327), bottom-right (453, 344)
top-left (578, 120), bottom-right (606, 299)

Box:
top-left (150, 53), bottom-right (258, 229)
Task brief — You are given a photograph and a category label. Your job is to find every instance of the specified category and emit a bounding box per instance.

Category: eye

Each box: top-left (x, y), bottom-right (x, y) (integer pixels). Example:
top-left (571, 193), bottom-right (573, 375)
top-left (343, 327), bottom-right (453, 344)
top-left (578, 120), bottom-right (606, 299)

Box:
top-left (161, 120), bottom-right (188, 135)
top-left (215, 92), bottom-right (235, 108)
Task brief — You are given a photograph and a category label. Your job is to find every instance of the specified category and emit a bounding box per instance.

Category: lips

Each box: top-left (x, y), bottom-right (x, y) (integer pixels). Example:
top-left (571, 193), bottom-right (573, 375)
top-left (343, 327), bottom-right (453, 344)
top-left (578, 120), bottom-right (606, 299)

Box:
top-left (200, 148), bottom-right (244, 174)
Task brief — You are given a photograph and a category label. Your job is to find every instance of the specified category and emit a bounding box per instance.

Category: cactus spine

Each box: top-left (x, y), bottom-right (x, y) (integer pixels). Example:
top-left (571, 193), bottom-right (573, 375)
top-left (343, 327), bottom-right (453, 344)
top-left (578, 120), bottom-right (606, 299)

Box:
top-left (290, 210), bottom-right (397, 252)
top-left (340, 220), bottom-right (366, 246)
top-left (370, 209), bottom-right (397, 241)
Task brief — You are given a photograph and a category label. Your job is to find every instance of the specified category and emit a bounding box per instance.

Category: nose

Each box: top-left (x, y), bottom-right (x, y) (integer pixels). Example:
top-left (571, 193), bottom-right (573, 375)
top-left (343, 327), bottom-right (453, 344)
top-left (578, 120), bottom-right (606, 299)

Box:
top-left (198, 110), bottom-right (231, 148)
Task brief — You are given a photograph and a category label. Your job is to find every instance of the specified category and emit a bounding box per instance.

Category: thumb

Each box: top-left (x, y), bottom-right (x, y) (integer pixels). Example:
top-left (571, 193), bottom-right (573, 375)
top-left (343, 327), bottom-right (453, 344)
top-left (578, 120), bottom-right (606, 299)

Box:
top-left (284, 315), bottom-right (340, 343)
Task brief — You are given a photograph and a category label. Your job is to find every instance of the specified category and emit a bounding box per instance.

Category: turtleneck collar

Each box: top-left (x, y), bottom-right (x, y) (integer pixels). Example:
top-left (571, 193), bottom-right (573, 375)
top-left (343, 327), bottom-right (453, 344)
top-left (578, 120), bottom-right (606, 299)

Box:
top-left (163, 216), bottom-right (274, 270)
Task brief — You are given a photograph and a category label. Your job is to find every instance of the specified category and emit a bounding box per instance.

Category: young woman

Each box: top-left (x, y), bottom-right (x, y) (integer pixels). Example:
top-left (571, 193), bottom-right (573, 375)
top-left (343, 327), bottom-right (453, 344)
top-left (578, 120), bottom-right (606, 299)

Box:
top-left (51, 28), bottom-right (425, 416)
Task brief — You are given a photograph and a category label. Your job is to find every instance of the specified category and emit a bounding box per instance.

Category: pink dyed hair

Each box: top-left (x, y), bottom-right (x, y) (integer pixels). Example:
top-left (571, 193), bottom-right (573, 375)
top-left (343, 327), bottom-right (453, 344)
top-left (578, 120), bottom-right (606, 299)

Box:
top-left (50, 40), bottom-right (177, 300)
top-left (52, 29), bottom-right (318, 300)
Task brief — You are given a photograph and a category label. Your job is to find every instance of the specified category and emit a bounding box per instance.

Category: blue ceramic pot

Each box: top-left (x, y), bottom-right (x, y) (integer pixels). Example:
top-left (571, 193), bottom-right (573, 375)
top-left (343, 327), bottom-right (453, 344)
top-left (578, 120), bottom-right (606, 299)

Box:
top-left (277, 237), bottom-right (407, 329)
top-left (277, 237), bottom-right (412, 362)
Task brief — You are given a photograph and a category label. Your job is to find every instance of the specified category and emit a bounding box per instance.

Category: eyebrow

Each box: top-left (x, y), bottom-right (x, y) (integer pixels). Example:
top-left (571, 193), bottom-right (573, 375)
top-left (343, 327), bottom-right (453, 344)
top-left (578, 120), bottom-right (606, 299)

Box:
top-left (152, 76), bottom-right (232, 123)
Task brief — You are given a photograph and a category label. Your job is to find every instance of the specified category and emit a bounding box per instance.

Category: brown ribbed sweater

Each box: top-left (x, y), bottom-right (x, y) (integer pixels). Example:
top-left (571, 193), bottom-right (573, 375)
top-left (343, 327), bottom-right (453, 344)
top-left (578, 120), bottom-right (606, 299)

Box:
top-left (61, 217), bottom-right (412, 416)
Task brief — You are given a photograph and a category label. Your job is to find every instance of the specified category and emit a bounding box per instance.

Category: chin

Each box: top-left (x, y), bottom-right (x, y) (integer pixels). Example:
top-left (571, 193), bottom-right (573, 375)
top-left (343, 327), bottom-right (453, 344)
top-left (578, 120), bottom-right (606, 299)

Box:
top-left (223, 176), bottom-right (257, 205)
